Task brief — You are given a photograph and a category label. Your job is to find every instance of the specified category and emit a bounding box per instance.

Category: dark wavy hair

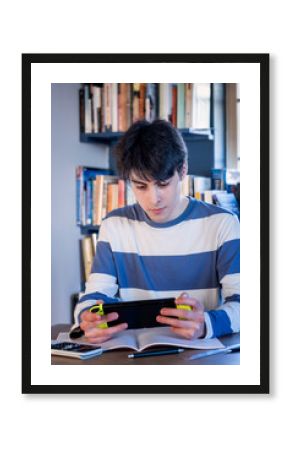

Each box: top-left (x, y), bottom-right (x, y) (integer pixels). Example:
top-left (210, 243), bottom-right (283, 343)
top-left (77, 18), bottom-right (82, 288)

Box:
top-left (115, 119), bottom-right (188, 181)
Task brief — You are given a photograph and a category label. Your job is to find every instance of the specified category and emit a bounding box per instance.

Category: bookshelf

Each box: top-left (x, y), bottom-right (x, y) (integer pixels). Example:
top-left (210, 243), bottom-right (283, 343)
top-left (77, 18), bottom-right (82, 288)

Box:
top-left (77, 83), bottom-right (217, 233)
top-left (76, 167), bottom-right (136, 236)
top-left (76, 83), bottom-right (236, 286)
top-left (77, 83), bottom-right (218, 235)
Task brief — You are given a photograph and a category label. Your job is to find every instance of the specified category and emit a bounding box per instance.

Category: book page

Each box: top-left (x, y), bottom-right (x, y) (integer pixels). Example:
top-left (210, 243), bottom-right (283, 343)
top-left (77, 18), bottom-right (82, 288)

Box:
top-left (56, 328), bottom-right (224, 352)
top-left (101, 329), bottom-right (139, 351)
top-left (56, 330), bottom-right (139, 351)
top-left (136, 327), bottom-right (225, 351)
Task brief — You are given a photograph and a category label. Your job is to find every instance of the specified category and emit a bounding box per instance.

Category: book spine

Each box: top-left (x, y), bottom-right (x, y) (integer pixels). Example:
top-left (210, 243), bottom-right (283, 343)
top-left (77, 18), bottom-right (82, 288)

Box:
top-left (91, 233), bottom-right (98, 257)
top-left (154, 83), bottom-right (159, 121)
top-left (177, 84), bottom-right (185, 128)
top-left (80, 168), bottom-right (86, 225)
top-left (84, 84), bottom-right (92, 133)
top-left (104, 83), bottom-right (112, 132)
top-left (106, 182), bottom-right (119, 213)
top-left (126, 83), bottom-right (132, 129)
top-left (79, 88), bottom-right (85, 133)
top-left (101, 175), bottom-right (117, 217)
top-left (132, 83), bottom-right (140, 122)
top-left (159, 83), bottom-right (169, 120)
top-left (167, 83), bottom-right (173, 123)
top-left (185, 83), bottom-right (193, 128)
top-left (112, 83), bottom-right (118, 132)
top-left (118, 179), bottom-right (125, 208)
top-left (93, 175), bottom-right (104, 225)
top-left (82, 236), bottom-right (94, 282)
top-left (112, 183), bottom-right (119, 210)
top-left (101, 84), bottom-right (106, 132)
top-left (139, 83), bottom-right (146, 120)
top-left (86, 179), bottom-right (93, 225)
top-left (76, 166), bottom-right (82, 225)
top-left (92, 179), bottom-right (97, 225)
top-left (118, 83), bottom-right (125, 132)
top-left (106, 183), bottom-right (114, 213)
top-left (91, 84), bottom-right (99, 133)
top-left (96, 85), bottom-right (102, 133)
top-left (145, 83), bottom-right (151, 121)
top-left (171, 84), bottom-right (177, 128)
top-left (192, 83), bottom-right (211, 129)
top-left (102, 179), bottom-right (108, 218)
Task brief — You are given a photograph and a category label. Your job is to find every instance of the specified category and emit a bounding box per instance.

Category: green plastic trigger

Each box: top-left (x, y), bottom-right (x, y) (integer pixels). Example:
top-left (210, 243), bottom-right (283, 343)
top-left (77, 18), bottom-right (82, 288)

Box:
top-left (176, 304), bottom-right (191, 311)
top-left (89, 304), bottom-right (108, 329)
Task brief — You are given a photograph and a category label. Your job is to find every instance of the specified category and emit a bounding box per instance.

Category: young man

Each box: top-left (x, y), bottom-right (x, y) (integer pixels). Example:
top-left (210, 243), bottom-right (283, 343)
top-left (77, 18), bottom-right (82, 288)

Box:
top-left (71, 119), bottom-right (240, 344)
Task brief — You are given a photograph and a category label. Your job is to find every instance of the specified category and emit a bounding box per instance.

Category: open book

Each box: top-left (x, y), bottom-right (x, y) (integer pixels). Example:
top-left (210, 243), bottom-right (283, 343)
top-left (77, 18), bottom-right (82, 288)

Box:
top-left (56, 326), bottom-right (224, 352)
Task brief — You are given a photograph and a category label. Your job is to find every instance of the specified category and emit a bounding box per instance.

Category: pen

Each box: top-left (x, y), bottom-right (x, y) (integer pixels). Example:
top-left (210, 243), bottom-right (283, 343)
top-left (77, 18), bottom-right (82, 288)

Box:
top-left (128, 348), bottom-right (184, 359)
top-left (188, 344), bottom-right (240, 361)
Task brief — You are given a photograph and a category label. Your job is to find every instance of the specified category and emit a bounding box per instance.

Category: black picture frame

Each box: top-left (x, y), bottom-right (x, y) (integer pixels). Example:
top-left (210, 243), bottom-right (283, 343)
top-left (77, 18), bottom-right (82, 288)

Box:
top-left (22, 53), bottom-right (269, 394)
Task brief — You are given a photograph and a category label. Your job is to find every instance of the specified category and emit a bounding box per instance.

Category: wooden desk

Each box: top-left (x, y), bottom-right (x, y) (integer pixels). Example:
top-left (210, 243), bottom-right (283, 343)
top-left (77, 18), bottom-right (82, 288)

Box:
top-left (51, 324), bottom-right (240, 365)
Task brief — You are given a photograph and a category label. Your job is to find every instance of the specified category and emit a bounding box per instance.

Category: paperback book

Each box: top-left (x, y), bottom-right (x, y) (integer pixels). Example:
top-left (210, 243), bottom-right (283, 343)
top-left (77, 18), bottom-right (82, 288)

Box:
top-left (57, 327), bottom-right (224, 353)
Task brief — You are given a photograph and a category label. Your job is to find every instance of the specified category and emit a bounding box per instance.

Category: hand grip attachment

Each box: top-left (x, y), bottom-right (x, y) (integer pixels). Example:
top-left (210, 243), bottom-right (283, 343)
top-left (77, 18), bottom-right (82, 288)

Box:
top-left (89, 305), bottom-right (108, 329)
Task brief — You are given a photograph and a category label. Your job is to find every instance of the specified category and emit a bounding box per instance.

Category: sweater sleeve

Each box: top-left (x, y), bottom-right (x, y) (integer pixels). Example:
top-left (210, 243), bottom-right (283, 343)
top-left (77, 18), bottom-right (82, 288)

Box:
top-left (71, 219), bottom-right (121, 330)
top-left (204, 213), bottom-right (240, 338)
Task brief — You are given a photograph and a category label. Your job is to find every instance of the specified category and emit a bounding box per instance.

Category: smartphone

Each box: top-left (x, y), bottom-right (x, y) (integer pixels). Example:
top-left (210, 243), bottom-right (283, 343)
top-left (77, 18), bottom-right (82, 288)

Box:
top-left (51, 341), bottom-right (102, 359)
top-left (90, 297), bottom-right (178, 329)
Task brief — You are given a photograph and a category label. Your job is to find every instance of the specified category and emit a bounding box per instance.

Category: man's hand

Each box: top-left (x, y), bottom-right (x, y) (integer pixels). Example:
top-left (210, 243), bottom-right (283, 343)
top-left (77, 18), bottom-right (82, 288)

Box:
top-left (80, 301), bottom-right (128, 344)
top-left (156, 292), bottom-right (205, 339)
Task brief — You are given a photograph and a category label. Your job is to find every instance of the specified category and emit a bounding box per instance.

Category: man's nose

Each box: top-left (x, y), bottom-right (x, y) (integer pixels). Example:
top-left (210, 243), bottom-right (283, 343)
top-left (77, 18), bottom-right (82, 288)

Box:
top-left (148, 186), bottom-right (161, 205)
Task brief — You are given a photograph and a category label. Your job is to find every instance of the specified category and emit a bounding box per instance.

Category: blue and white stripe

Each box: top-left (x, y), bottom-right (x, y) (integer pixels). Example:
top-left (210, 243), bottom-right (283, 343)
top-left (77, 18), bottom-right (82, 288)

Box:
top-left (72, 198), bottom-right (240, 338)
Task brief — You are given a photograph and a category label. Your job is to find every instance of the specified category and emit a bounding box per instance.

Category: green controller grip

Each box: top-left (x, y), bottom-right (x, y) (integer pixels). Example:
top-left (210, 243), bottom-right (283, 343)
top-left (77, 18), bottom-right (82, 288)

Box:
top-left (89, 304), bottom-right (108, 329)
top-left (176, 304), bottom-right (191, 311)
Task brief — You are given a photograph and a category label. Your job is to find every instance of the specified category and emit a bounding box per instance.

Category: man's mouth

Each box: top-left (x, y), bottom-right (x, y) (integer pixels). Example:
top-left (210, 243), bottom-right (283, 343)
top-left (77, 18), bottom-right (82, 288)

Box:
top-left (149, 207), bottom-right (166, 215)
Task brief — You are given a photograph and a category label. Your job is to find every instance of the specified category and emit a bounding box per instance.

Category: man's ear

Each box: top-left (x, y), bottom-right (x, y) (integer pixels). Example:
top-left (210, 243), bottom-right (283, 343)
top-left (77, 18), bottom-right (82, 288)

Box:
top-left (180, 162), bottom-right (188, 179)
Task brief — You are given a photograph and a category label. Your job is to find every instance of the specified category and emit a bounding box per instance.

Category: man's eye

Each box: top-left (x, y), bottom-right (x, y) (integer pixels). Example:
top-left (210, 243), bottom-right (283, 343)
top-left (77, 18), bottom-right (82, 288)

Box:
top-left (136, 185), bottom-right (146, 190)
top-left (158, 182), bottom-right (169, 188)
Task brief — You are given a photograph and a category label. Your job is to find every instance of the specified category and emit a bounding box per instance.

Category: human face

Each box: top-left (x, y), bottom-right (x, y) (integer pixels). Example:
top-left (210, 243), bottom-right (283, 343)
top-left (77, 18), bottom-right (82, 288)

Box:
top-left (130, 170), bottom-right (187, 223)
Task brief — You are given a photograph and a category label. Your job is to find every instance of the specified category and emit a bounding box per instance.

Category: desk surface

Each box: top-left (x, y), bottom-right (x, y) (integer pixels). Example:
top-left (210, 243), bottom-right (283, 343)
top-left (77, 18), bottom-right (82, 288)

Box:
top-left (51, 324), bottom-right (240, 365)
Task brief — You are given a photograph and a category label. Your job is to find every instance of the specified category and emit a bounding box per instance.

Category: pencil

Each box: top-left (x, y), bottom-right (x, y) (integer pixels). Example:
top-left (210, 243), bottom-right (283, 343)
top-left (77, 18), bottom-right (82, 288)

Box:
top-left (128, 348), bottom-right (184, 359)
top-left (188, 344), bottom-right (240, 361)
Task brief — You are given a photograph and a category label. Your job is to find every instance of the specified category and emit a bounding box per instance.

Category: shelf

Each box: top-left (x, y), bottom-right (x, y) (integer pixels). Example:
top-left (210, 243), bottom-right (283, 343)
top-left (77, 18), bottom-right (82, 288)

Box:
top-left (80, 128), bottom-right (214, 144)
top-left (179, 128), bottom-right (214, 140)
top-left (79, 225), bottom-right (100, 235)
top-left (80, 131), bottom-right (124, 143)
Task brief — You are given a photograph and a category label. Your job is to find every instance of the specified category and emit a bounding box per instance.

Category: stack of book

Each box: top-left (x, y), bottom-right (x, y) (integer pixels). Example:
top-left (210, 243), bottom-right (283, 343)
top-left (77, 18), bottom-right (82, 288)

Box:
top-left (182, 174), bottom-right (212, 200)
top-left (81, 234), bottom-right (97, 282)
top-left (76, 166), bottom-right (136, 227)
top-left (212, 191), bottom-right (240, 219)
top-left (182, 173), bottom-right (240, 218)
top-left (79, 83), bottom-right (211, 134)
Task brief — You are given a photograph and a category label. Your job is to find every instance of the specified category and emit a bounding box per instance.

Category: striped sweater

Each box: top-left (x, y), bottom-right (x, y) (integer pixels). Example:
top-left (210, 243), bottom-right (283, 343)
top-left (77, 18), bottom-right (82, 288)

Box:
top-left (73, 197), bottom-right (240, 338)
